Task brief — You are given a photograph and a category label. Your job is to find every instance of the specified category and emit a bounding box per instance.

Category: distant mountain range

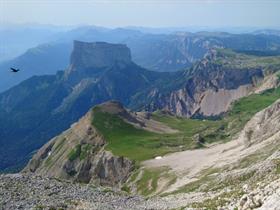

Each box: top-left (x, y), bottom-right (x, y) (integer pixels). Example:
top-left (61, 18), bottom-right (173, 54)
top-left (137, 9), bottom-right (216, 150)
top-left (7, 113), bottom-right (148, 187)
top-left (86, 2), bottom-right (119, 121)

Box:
top-left (1, 27), bottom-right (280, 92)
top-left (1, 40), bottom-right (280, 172)
top-left (0, 24), bottom-right (71, 62)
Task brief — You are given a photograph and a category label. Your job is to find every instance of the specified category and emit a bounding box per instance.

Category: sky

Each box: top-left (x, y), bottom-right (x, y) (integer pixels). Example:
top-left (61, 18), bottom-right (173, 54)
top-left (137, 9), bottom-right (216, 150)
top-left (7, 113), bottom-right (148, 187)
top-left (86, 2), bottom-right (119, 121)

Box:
top-left (1, 0), bottom-right (280, 28)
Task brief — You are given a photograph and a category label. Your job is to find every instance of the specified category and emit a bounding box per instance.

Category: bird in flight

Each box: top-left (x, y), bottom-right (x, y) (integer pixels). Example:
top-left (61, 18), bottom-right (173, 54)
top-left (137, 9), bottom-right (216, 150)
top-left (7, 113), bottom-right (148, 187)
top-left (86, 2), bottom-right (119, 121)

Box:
top-left (10, 67), bottom-right (20, 73)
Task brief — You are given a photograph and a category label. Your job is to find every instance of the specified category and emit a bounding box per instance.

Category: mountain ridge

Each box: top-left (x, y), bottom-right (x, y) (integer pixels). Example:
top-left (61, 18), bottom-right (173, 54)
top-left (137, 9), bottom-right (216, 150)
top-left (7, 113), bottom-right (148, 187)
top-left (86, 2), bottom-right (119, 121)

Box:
top-left (24, 101), bottom-right (134, 186)
top-left (20, 82), bottom-right (280, 210)
top-left (130, 49), bottom-right (280, 117)
top-left (2, 29), bottom-right (280, 92)
top-left (1, 41), bottom-right (280, 172)
top-left (0, 41), bottom-right (165, 171)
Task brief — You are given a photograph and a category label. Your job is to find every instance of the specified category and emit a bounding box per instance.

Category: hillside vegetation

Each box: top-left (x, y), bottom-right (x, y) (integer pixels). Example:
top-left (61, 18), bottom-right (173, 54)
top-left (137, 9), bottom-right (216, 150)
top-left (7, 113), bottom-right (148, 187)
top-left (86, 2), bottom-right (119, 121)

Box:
top-left (214, 48), bottom-right (280, 70)
top-left (91, 87), bottom-right (280, 163)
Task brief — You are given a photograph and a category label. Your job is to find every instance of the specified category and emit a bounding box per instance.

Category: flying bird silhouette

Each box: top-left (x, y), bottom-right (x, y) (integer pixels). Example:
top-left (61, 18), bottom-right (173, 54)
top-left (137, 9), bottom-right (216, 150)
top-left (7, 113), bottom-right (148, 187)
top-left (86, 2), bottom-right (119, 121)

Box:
top-left (10, 67), bottom-right (20, 73)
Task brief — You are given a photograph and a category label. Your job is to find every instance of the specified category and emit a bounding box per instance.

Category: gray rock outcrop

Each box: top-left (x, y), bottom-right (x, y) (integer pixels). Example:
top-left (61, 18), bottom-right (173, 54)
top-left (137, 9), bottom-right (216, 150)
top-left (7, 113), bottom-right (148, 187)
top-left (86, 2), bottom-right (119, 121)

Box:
top-left (238, 98), bottom-right (280, 147)
top-left (141, 51), bottom-right (265, 117)
top-left (24, 103), bottom-right (134, 187)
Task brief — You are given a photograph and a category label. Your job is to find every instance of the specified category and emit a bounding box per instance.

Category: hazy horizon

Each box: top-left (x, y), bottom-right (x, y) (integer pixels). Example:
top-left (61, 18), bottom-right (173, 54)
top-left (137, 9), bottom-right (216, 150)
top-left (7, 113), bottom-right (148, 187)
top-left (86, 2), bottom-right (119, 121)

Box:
top-left (1, 0), bottom-right (280, 29)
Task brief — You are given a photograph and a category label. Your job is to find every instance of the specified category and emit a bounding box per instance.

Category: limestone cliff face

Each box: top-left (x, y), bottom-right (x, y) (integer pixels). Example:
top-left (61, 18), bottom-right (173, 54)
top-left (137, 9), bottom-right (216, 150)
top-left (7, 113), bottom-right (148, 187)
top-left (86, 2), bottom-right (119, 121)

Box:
top-left (70, 41), bottom-right (132, 70)
top-left (64, 41), bottom-right (132, 83)
top-left (140, 51), bottom-right (267, 117)
top-left (238, 98), bottom-right (280, 147)
top-left (24, 104), bottom-right (134, 187)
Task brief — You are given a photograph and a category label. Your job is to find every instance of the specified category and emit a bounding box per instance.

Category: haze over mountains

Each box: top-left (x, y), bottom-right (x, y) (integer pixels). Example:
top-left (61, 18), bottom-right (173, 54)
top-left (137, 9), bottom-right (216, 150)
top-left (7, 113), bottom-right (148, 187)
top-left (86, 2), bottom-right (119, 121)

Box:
top-left (0, 24), bottom-right (72, 62)
top-left (1, 26), bottom-right (280, 92)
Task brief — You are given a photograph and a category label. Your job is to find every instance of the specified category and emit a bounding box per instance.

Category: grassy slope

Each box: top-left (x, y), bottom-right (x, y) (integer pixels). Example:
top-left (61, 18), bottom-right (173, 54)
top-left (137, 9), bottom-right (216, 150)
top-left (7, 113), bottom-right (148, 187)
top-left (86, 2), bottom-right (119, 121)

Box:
top-left (157, 88), bottom-right (280, 144)
top-left (91, 87), bottom-right (280, 163)
top-left (215, 48), bottom-right (280, 70)
top-left (220, 88), bottom-right (280, 138)
top-left (92, 107), bottom-right (167, 161)
top-left (90, 45), bottom-right (280, 163)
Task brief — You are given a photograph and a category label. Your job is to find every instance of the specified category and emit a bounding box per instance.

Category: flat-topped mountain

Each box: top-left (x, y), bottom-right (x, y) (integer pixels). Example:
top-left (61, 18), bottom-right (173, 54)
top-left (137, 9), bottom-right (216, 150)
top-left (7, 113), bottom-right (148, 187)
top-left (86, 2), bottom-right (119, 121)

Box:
top-left (69, 41), bottom-right (132, 70)
top-left (2, 29), bottom-right (280, 92)
top-left (0, 41), bottom-right (164, 172)
top-left (64, 41), bottom-right (133, 83)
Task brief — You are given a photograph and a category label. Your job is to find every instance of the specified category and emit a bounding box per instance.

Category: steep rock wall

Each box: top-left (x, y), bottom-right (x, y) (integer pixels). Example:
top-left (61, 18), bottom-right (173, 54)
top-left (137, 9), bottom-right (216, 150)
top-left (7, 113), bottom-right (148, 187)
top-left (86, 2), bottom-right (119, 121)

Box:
top-left (24, 108), bottom-right (134, 187)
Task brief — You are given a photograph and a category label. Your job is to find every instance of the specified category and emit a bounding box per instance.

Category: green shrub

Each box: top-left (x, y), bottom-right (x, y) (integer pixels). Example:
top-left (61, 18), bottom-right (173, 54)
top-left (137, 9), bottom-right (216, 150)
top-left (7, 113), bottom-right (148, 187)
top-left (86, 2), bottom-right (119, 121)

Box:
top-left (68, 144), bottom-right (81, 161)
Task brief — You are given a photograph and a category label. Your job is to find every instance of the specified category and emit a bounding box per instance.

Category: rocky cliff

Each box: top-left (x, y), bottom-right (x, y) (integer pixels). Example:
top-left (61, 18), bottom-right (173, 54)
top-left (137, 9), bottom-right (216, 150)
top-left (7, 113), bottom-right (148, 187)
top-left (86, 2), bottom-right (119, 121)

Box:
top-left (238, 98), bottom-right (280, 147)
top-left (24, 100), bottom-right (178, 186)
top-left (70, 41), bottom-right (131, 69)
top-left (207, 93), bottom-right (280, 209)
top-left (132, 49), bottom-right (280, 117)
top-left (64, 41), bottom-right (132, 83)
top-left (24, 101), bottom-right (134, 186)
top-left (134, 85), bottom-right (280, 209)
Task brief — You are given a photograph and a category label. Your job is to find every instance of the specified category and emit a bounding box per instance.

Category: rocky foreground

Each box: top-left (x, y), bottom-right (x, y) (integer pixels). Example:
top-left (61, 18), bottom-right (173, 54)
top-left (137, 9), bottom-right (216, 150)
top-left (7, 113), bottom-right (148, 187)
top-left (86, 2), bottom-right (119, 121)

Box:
top-left (1, 173), bottom-right (192, 210)
top-left (0, 173), bottom-right (219, 210)
top-left (0, 173), bottom-right (148, 210)
top-left (0, 173), bottom-right (141, 210)
top-left (1, 172), bottom-right (280, 210)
